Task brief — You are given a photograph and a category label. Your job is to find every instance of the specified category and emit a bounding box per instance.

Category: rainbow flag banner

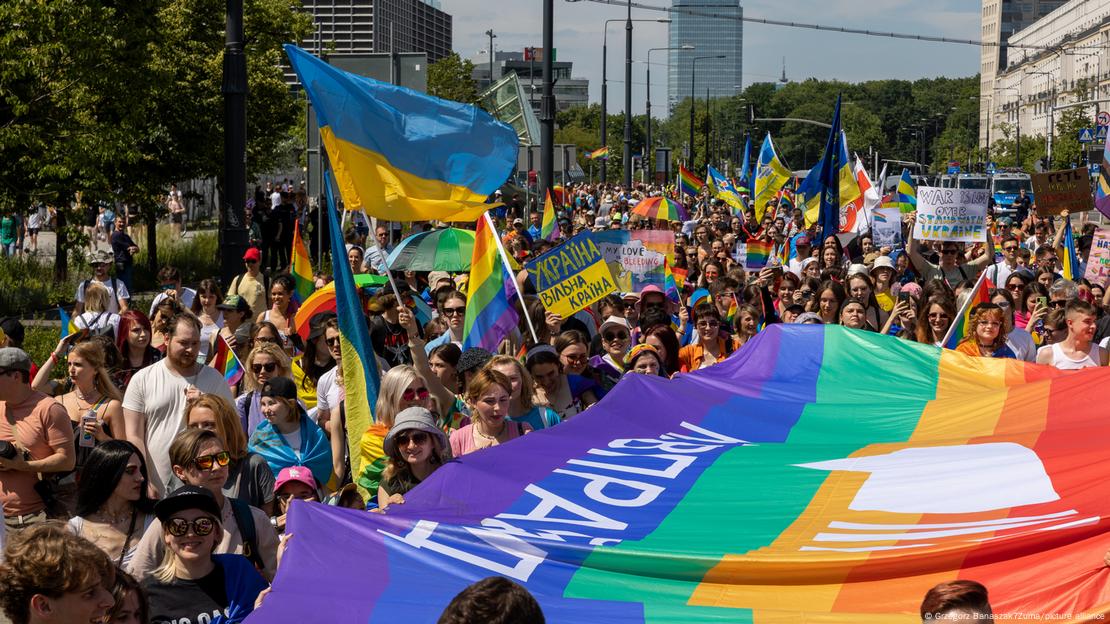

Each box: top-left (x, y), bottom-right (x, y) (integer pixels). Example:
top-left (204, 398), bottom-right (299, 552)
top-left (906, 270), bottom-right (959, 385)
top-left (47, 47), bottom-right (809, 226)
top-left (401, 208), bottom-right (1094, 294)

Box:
top-left (540, 189), bottom-right (560, 242)
top-left (744, 238), bottom-right (773, 270)
top-left (678, 164), bottom-right (705, 198)
top-left (209, 334), bottom-right (244, 387)
top-left (462, 213), bottom-right (520, 352)
top-left (290, 220), bottom-right (314, 305)
top-left (251, 324), bottom-right (1110, 623)
top-left (588, 146), bottom-right (610, 160)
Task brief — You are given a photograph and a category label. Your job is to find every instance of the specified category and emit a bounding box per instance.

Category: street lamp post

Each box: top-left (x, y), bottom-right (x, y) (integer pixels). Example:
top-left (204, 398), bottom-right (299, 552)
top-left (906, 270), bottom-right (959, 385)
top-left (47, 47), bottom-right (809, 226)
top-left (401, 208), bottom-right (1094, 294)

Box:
top-left (221, 0), bottom-right (248, 286)
top-left (541, 2), bottom-right (554, 201)
top-left (623, 0), bottom-right (633, 188)
top-left (689, 54), bottom-right (725, 172)
top-left (646, 45), bottom-right (693, 182)
top-left (484, 29), bottom-right (496, 89)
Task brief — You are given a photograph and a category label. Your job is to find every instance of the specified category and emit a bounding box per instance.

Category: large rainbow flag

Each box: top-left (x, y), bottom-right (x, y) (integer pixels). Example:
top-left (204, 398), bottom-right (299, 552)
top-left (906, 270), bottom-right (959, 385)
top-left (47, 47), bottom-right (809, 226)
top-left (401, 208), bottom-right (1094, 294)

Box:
top-left (248, 324), bottom-right (1110, 624)
top-left (461, 213), bottom-right (519, 352)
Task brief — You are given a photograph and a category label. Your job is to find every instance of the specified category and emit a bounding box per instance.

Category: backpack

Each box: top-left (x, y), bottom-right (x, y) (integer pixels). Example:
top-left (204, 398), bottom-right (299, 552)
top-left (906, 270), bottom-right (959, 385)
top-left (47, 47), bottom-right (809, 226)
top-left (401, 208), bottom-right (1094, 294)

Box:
top-left (229, 272), bottom-right (270, 303)
top-left (229, 497), bottom-right (265, 573)
top-left (81, 278), bottom-right (125, 307)
top-left (81, 312), bottom-right (115, 339)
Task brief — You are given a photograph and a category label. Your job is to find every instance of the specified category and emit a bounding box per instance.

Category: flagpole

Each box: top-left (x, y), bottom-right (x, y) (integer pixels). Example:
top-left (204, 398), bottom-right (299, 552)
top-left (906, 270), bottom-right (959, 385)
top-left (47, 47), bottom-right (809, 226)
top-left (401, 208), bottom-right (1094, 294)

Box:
top-left (940, 268), bottom-right (988, 348)
top-left (483, 211), bottom-right (540, 344)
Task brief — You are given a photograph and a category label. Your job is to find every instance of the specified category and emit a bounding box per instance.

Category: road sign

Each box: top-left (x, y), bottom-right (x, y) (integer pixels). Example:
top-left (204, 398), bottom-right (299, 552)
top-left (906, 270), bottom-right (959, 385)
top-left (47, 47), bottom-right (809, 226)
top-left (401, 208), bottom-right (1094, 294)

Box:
top-left (1098, 111), bottom-right (1110, 126)
top-left (1097, 126), bottom-right (1108, 142)
top-left (1079, 128), bottom-right (1095, 143)
top-left (1092, 164), bottom-right (1101, 176)
top-left (986, 162), bottom-right (997, 174)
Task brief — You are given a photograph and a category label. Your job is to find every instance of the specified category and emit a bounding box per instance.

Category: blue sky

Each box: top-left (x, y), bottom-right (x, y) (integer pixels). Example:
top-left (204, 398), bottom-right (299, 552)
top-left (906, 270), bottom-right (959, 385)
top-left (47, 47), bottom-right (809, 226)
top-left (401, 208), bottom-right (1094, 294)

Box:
top-left (446, 0), bottom-right (981, 115)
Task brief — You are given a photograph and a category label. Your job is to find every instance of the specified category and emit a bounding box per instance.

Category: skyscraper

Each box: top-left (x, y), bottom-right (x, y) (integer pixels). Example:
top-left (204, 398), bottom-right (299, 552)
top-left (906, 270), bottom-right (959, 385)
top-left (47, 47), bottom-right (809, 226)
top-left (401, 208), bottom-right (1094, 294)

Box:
top-left (668, 0), bottom-right (743, 111)
top-left (295, 0), bottom-right (452, 62)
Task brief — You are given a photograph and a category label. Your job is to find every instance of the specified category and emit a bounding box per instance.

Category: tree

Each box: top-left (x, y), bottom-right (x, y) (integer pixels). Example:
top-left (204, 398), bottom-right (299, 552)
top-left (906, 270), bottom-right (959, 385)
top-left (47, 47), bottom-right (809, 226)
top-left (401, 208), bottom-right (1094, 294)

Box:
top-left (1053, 106), bottom-right (1091, 170)
top-left (428, 53), bottom-right (479, 105)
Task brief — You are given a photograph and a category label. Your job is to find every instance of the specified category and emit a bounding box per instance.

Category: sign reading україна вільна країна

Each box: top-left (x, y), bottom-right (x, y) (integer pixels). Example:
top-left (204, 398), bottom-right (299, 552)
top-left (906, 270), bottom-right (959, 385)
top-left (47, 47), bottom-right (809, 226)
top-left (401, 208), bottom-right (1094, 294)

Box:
top-left (912, 187), bottom-right (988, 243)
top-left (526, 232), bottom-right (617, 317)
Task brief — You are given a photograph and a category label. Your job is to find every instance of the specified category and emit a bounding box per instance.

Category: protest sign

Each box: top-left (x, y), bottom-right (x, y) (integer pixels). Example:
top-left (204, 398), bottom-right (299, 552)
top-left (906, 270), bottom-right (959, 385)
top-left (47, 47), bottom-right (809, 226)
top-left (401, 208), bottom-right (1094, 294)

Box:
top-left (592, 230), bottom-right (674, 292)
top-left (526, 232), bottom-right (616, 317)
top-left (1084, 228), bottom-right (1110, 286)
top-left (1032, 167), bottom-right (1093, 216)
top-left (912, 187), bottom-right (988, 243)
top-left (872, 208), bottom-right (903, 248)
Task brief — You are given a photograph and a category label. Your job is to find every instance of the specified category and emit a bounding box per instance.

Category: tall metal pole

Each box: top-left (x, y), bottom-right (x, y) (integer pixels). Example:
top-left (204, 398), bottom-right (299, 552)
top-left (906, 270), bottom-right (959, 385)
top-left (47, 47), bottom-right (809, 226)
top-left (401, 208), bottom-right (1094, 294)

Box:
top-left (623, 0), bottom-right (633, 188)
top-left (705, 86), bottom-right (710, 170)
top-left (646, 61), bottom-right (652, 183)
top-left (541, 0), bottom-right (555, 202)
top-left (221, 0), bottom-right (248, 286)
top-left (485, 29), bottom-right (496, 89)
top-left (689, 59), bottom-right (697, 171)
top-left (601, 30), bottom-right (608, 184)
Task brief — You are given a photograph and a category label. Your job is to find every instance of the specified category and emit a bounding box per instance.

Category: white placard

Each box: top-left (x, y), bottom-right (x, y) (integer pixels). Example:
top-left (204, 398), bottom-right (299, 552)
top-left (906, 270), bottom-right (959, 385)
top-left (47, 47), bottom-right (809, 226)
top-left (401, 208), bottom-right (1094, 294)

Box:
top-left (912, 187), bottom-right (989, 243)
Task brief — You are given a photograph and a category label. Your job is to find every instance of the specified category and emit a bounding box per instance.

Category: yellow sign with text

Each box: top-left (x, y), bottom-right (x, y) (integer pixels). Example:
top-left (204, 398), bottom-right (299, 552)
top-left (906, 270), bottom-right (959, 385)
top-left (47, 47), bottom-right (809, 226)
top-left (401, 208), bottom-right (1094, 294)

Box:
top-left (526, 232), bottom-right (617, 317)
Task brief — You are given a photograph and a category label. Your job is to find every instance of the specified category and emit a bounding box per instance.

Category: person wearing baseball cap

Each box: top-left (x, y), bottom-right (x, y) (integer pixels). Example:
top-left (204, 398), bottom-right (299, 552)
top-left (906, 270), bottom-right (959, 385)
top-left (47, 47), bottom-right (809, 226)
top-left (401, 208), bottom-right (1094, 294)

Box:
top-left (227, 247), bottom-right (269, 320)
top-left (75, 248), bottom-right (131, 315)
top-left (377, 407), bottom-right (449, 511)
top-left (214, 294), bottom-right (254, 358)
top-left (271, 466), bottom-right (318, 533)
top-left (145, 485), bottom-right (268, 624)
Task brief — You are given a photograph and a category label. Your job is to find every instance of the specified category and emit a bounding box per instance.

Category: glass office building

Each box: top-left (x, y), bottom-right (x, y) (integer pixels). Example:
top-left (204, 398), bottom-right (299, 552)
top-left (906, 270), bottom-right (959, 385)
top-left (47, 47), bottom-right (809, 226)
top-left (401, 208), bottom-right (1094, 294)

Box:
top-left (668, 0), bottom-right (743, 111)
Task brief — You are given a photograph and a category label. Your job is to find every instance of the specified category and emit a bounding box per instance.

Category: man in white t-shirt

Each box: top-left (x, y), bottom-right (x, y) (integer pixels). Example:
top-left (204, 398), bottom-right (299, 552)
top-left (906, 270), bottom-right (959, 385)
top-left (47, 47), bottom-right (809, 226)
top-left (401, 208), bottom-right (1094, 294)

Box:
top-left (122, 314), bottom-right (234, 496)
top-left (74, 250), bottom-right (130, 314)
top-left (270, 185), bottom-right (282, 209)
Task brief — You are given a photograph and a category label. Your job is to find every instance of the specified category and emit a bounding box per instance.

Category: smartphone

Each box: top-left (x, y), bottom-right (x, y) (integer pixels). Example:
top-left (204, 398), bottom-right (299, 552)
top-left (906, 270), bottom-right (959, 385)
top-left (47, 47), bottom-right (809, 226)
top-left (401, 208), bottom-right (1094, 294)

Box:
top-left (1038, 296), bottom-right (1048, 308)
top-left (898, 292), bottom-right (910, 303)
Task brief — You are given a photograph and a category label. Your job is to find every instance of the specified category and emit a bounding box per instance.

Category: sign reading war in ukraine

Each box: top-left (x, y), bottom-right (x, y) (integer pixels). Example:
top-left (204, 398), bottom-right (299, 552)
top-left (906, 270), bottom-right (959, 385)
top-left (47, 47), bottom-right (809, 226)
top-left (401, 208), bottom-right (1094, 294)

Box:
top-left (526, 232), bottom-right (616, 317)
top-left (912, 187), bottom-right (989, 243)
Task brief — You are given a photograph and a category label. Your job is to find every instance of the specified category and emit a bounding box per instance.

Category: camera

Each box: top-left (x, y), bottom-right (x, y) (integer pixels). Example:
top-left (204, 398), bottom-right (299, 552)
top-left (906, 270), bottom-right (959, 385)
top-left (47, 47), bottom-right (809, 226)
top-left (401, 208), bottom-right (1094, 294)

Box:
top-left (0, 439), bottom-right (17, 460)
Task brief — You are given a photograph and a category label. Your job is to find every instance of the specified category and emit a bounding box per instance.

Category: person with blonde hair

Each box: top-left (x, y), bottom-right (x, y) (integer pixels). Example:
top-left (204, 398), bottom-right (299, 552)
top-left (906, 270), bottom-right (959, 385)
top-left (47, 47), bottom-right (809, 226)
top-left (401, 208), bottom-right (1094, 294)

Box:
top-left (450, 368), bottom-right (531, 457)
top-left (74, 282), bottom-right (121, 338)
top-left (236, 341), bottom-right (293, 435)
top-left (127, 428), bottom-right (278, 581)
top-left (181, 394), bottom-right (275, 514)
top-left (487, 355), bottom-right (560, 431)
top-left (356, 365), bottom-right (435, 498)
top-left (141, 486), bottom-right (267, 624)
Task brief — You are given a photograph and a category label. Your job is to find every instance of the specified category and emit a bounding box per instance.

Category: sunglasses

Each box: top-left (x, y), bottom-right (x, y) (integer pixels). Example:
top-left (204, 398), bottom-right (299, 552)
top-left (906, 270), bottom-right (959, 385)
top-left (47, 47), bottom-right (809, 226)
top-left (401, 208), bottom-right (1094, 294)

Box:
top-left (166, 516), bottom-right (216, 537)
top-left (941, 249), bottom-right (959, 255)
top-left (192, 451), bottom-right (230, 471)
top-left (252, 362), bottom-right (277, 374)
top-left (442, 306), bottom-right (466, 317)
top-left (1050, 300), bottom-right (1067, 308)
top-left (1007, 283), bottom-right (1024, 291)
top-left (325, 336), bottom-right (341, 347)
top-left (1003, 245), bottom-right (1019, 252)
top-left (603, 331), bottom-right (629, 342)
top-left (697, 320), bottom-right (720, 328)
top-left (395, 431), bottom-right (430, 446)
top-left (401, 387), bottom-right (430, 401)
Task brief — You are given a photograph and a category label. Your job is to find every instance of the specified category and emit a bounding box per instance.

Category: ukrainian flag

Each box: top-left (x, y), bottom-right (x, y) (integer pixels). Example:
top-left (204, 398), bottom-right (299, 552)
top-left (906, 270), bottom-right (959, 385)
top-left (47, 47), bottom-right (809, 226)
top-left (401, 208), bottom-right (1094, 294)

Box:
top-left (285, 45), bottom-right (519, 223)
top-left (753, 134), bottom-right (792, 221)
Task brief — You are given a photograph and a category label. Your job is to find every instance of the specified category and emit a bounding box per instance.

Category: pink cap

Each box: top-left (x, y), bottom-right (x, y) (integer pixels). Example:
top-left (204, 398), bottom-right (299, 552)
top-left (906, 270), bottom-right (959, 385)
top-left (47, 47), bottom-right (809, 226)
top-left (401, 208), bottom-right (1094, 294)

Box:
top-left (274, 466), bottom-right (316, 493)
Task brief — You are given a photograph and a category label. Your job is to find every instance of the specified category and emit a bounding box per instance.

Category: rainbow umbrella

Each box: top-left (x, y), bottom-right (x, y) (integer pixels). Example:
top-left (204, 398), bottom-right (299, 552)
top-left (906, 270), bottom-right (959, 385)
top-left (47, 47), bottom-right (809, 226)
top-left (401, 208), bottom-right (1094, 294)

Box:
top-left (385, 228), bottom-right (475, 272)
top-left (631, 196), bottom-right (688, 221)
top-left (293, 273), bottom-right (388, 341)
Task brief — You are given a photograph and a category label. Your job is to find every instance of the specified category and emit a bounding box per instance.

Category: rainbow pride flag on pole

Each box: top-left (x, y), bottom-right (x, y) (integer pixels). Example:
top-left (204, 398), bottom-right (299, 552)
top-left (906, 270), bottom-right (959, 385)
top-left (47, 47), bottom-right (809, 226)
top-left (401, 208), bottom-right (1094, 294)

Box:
top-left (285, 45), bottom-right (518, 223)
top-left (290, 220), bottom-right (314, 305)
top-left (943, 270), bottom-right (994, 349)
top-left (461, 213), bottom-right (520, 352)
top-left (744, 238), bottom-right (773, 270)
top-left (323, 168), bottom-right (381, 485)
top-left (209, 334), bottom-right (244, 387)
top-left (252, 324), bottom-right (1110, 623)
top-left (540, 189), bottom-right (560, 242)
top-left (678, 164), bottom-right (704, 198)
top-left (588, 146), bottom-right (610, 160)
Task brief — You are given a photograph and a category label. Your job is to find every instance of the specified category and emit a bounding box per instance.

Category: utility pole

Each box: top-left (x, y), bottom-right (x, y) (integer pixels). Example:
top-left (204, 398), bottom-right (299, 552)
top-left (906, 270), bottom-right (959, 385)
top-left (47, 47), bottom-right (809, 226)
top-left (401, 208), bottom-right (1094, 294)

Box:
top-left (541, 1), bottom-right (555, 201)
top-left (485, 29), bottom-right (496, 89)
top-left (221, 0), bottom-right (248, 286)
top-left (623, 0), bottom-right (633, 188)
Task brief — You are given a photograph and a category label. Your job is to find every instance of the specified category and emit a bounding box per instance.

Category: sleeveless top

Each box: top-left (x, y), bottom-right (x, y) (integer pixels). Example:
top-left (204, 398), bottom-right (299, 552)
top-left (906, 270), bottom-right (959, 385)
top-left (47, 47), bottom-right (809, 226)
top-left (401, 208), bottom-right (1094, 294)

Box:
top-left (1048, 342), bottom-right (1103, 370)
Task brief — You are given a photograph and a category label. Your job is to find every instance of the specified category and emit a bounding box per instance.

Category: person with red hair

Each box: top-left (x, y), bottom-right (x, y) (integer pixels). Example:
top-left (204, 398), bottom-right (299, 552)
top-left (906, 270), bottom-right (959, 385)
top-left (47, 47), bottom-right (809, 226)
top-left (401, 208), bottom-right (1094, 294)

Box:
top-left (114, 310), bottom-right (162, 388)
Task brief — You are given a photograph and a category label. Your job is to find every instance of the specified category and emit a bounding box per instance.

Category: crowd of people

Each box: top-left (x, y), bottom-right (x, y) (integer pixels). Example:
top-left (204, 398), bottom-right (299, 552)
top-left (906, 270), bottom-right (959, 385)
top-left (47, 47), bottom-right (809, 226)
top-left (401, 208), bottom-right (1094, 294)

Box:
top-left (0, 177), bottom-right (1107, 624)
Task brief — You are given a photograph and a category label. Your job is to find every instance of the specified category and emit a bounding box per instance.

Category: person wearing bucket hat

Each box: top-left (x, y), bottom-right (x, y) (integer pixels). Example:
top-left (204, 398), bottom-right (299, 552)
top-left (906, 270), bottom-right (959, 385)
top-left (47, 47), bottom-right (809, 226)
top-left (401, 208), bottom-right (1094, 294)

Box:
top-left (376, 407), bottom-right (449, 511)
top-left (590, 317), bottom-right (631, 390)
top-left (143, 485), bottom-right (267, 624)
top-left (247, 377), bottom-right (333, 488)
top-left (624, 343), bottom-right (666, 377)
top-left (870, 256), bottom-right (897, 313)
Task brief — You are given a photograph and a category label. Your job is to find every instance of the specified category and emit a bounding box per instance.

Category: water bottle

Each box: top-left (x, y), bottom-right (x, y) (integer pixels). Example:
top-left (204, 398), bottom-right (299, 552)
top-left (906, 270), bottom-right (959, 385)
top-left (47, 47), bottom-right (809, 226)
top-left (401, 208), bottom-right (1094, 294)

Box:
top-left (79, 409), bottom-right (97, 448)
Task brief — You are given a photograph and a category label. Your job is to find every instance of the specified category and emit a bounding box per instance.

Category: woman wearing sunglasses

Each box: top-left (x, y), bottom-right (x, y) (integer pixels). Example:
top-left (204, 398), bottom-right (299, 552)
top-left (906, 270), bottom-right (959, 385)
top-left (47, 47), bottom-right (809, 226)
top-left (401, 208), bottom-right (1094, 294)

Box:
top-left (128, 428), bottom-right (279, 581)
top-left (678, 302), bottom-right (738, 372)
top-left (236, 342), bottom-right (293, 436)
top-left (142, 485), bottom-right (267, 624)
top-left (423, 290), bottom-right (467, 355)
top-left (183, 394), bottom-right (275, 514)
top-left (590, 317), bottom-right (632, 390)
top-left (377, 407), bottom-right (449, 511)
top-left (356, 365), bottom-right (436, 500)
top-left (248, 377), bottom-right (333, 489)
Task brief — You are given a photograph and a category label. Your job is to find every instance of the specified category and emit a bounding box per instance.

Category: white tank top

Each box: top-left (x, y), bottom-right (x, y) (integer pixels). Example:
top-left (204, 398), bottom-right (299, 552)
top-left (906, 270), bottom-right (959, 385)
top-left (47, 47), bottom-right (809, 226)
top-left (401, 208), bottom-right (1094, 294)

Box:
top-left (1049, 342), bottom-right (1103, 370)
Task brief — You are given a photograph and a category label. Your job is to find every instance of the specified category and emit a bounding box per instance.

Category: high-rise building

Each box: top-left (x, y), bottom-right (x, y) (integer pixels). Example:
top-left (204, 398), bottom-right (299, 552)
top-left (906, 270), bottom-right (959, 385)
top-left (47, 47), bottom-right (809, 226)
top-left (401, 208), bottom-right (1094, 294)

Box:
top-left (294, 0), bottom-right (452, 68)
top-left (979, 0), bottom-right (1066, 145)
top-left (471, 49), bottom-right (590, 114)
top-left (667, 0), bottom-right (743, 112)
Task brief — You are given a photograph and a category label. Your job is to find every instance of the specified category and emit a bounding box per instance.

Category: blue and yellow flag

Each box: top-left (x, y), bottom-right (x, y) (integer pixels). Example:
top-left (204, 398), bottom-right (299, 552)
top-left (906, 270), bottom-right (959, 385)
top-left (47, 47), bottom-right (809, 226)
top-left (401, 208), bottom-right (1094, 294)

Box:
top-left (1061, 216), bottom-right (1079, 281)
top-left (815, 96), bottom-right (846, 239)
top-left (285, 45), bottom-right (519, 222)
top-left (323, 169), bottom-right (381, 488)
top-left (837, 129), bottom-right (861, 214)
top-left (737, 134), bottom-right (752, 190)
top-left (707, 166), bottom-right (745, 213)
top-left (753, 134), bottom-right (792, 221)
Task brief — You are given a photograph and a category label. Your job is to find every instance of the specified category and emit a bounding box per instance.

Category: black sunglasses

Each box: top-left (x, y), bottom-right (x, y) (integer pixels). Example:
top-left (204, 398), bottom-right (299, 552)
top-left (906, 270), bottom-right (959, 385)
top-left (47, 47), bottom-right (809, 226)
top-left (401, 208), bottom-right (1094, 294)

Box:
top-left (252, 362), bottom-right (277, 374)
top-left (166, 516), bottom-right (216, 537)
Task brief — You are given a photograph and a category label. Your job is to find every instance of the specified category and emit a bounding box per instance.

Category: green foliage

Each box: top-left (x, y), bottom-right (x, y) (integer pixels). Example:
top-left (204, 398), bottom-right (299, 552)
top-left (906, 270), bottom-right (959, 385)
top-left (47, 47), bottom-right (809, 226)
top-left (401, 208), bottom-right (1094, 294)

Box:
top-left (133, 226), bottom-right (220, 290)
top-left (990, 123), bottom-right (1047, 171)
top-left (428, 53), bottom-right (479, 105)
top-left (23, 324), bottom-right (64, 379)
top-left (1053, 107), bottom-right (1090, 169)
top-left (0, 256), bottom-right (82, 317)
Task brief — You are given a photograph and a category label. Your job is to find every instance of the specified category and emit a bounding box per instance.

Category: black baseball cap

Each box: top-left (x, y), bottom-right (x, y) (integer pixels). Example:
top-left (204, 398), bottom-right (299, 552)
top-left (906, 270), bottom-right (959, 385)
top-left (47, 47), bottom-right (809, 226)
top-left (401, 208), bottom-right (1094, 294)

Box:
top-left (154, 485), bottom-right (222, 522)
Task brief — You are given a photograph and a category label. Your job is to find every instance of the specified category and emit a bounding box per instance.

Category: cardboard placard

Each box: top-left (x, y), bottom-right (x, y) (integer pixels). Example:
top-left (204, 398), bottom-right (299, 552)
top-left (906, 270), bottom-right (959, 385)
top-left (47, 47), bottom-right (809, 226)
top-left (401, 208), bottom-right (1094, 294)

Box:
top-left (525, 232), bottom-right (617, 317)
top-left (912, 187), bottom-right (989, 243)
top-left (1032, 167), bottom-right (1093, 215)
top-left (592, 229), bottom-right (675, 292)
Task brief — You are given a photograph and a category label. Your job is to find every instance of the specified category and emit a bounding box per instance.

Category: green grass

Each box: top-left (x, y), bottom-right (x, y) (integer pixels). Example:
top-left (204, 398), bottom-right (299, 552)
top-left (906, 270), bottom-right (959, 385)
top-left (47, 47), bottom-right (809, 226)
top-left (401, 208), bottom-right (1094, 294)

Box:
top-left (0, 256), bottom-right (82, 317)
top-left (133, 226), bottom-right (220, 291)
